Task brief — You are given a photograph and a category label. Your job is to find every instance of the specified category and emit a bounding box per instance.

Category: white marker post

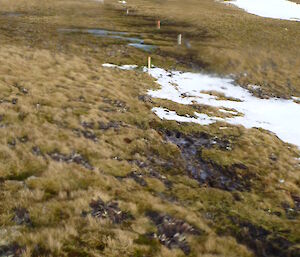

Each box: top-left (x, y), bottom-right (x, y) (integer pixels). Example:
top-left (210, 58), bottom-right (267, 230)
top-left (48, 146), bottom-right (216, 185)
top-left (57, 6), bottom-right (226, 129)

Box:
top-left (126, 9), bottom-right (129, 15)
top-left (148, 56), bottom-right (151, 74)
top-left (177, 34), bottom-right (182, 45)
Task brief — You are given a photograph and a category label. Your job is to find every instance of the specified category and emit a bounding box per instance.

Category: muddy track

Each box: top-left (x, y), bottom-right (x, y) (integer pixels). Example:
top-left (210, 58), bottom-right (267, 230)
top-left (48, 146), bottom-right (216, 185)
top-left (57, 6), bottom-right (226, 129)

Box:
top-left (162, 129), bottom-right (254, 191)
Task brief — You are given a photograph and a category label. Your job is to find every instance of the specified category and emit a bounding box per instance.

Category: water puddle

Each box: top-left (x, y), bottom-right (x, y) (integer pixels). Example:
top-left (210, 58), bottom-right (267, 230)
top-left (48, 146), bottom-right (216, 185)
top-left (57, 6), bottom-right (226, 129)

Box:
top-left (59, 28), bottom-right (156, 52)
top-left (225, 0), bottom-right (300, 21)
top-left (102, 63), bottom-right (300, 148)
top-left (1, 12), bottom-right (23, 17)
top-left (128, 43), bottom-right (157, 52)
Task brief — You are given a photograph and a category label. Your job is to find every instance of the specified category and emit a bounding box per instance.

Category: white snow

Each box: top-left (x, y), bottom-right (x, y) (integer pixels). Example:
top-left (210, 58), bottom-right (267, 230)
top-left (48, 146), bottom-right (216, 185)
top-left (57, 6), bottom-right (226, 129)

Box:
top-left (152, 107), bottom-right (223, 125)
top-left (226, 0), bottom-right (300, 21)
top-left (101, 63), bottom-right (300, 148)
top-left (292, 96), bottom-right (300, 102)
top-left (145, 67), bottom-right (300, 148)
top-left (102, 63), bottom-right (137, 70)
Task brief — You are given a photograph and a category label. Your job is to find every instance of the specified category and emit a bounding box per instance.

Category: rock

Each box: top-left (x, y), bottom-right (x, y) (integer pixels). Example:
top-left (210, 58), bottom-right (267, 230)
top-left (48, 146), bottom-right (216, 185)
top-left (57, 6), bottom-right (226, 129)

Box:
top-left (48, 151), bottom-right (93, 170)
top-left (270, 153), bottom-right (278, 161)
top-left (81, 121), bottom-right (95, 129)
top-left (102, 98), bottom-right (129, 112)
top-left (13, 83), bottom-right (28, 95)
top-left (138, 95), bottom-right (152, 103)
top-left (82, 130), bottom-right (97, 142)
top-left (12, 207), bottom-right (32, 226)
top-left (98, 121), bottom-right (121, 131)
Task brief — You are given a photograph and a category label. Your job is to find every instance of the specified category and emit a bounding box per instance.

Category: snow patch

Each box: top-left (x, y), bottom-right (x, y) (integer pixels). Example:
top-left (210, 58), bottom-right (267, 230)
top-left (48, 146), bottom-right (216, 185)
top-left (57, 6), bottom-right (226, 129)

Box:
top-left (102, 63), bottom-right (300, 148)
top-left (102, 63), bottom-right (137, 70)
top-left (152, 107), bottom-right (223, 125)
top-left (226, 0), bottom-right (300, 21)
top-left (145, 67), bottom-right (300, 148)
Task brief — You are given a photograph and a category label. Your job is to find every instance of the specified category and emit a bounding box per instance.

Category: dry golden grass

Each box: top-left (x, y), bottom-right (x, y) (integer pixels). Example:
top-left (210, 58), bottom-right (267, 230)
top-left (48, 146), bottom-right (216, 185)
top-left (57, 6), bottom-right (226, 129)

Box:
top-left (0, 0), bottom-right (299, 257)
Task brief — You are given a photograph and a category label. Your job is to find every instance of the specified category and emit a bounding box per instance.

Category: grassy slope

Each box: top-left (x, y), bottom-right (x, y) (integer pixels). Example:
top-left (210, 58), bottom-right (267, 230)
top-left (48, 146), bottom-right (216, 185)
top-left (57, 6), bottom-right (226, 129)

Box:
top-left (125, 0), bottom-right (300, 98)
top-left (0, 0), bottom-right (299, 257)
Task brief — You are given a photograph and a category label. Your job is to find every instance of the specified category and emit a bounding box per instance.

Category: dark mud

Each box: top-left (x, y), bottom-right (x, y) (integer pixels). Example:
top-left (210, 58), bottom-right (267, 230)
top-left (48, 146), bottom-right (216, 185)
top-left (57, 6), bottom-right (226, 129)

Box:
top-left (0, 243), bottom-right (24, 257)
top-left (146, 211), bottom-right (202, 255)
top-left (224, 216), bottom-right (300, 257)
top-left (82, 198), bottom-right (133, 224)
top-left (164, 130), bottom-right (253, 191)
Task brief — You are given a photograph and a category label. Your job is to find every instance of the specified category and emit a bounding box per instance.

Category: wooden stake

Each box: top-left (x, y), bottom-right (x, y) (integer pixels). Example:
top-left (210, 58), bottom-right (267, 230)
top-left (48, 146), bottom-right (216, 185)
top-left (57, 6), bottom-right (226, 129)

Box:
top-left (148, 56), bottom-right (151, 73)
top-left (157, 20), bottom-right (160, 29)
top-left (177, 34), bottom-right (182, 45)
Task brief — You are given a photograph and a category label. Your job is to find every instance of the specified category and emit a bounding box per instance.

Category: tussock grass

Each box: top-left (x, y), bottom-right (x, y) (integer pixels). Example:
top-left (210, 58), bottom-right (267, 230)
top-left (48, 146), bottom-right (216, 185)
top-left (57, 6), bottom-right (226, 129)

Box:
top-left (0, 0), bottom-right (299, 256)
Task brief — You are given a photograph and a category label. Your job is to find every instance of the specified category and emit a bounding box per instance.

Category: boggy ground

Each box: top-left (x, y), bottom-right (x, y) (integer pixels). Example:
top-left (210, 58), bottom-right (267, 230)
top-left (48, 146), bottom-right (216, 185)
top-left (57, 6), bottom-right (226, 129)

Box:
top-left (0, 0), bottom-right (299, 257)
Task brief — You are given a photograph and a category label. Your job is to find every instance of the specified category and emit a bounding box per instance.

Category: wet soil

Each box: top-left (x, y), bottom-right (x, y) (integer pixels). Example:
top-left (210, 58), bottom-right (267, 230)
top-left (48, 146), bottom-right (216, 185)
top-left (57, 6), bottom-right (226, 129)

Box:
top-left (0, 243), bottom-right (24, 257)
top-left (223, 216), bottom-right (300, 257)
top-left (59, 27), bottom-right (156, 53)
top-left (163, 130), bottom-right (253, 191)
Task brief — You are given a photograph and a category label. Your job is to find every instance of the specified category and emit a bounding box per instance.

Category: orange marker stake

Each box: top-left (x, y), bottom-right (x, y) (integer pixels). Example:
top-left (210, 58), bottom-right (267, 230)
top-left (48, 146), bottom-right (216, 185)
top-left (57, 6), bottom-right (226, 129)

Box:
top-left (157, 20), bottom-right (160, 29)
